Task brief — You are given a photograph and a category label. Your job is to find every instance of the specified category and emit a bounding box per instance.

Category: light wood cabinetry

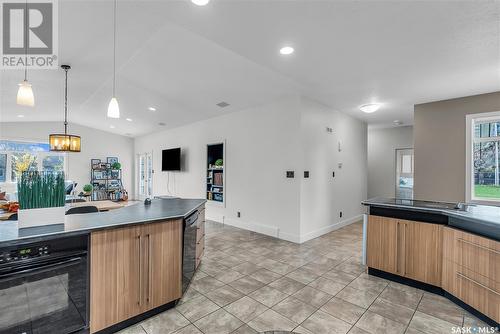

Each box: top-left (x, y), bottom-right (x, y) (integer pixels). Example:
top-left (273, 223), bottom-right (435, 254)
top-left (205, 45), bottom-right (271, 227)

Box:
top-left (196, 208), bottom-right (205, 269)
top-left (442, 227), bottom-right (499, 322)
top-left (367, 215), bottom-right (442, 286)
top-left (90, 220), bottom-right (183, 333)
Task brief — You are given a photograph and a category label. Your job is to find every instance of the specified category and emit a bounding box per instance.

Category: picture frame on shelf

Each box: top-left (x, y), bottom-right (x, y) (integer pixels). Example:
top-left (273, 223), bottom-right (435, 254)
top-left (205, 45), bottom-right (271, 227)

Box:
top-left (107, 157), bottom-right (118, 164)
top-left (91, 159), bottom-right (100, 169)
top-left (105, 163), bottom-right (111, 169)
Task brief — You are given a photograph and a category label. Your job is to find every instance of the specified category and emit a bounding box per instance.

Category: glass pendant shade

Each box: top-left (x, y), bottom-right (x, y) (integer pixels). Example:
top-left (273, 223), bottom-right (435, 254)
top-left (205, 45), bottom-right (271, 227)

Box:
top-left (17, 80), bottom-right (35, 107)
top-left (49, 134), bottom-right (81, 152)
top-left (107, 97), bottom-right (120, 118)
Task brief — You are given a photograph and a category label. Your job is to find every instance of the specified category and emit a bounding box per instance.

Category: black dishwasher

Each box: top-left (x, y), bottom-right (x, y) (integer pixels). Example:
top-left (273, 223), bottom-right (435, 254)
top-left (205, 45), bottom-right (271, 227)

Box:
top-left (0, 235), bottom-right (88, 334)
top-left (182, 210), bottom-right (198, 292)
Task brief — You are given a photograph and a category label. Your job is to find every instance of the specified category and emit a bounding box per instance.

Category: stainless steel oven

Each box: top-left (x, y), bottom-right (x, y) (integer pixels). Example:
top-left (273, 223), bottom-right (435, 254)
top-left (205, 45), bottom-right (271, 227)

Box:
top-left (0, 235), bottom-right (88, 334)
top-left (182, 210), bottom-right (198, 292)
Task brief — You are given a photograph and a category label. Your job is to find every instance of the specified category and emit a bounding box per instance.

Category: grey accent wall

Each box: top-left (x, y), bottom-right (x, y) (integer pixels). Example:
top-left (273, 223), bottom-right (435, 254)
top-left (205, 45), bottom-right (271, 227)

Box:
top-left (368, 126), bottom-right (413, 198)
top-left (414, 91), bottom-right (500, 202)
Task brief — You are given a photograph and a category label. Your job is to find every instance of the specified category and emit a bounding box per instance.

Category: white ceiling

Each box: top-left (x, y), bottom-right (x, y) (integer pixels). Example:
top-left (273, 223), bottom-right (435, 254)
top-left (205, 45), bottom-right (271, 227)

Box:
top-left (1, 0), bottom-right (499, 136)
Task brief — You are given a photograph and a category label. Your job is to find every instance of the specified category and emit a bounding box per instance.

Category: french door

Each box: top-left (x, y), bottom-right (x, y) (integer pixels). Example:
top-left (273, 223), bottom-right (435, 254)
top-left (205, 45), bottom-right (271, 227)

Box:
top-left (138, 152), bottom-right (153, 199)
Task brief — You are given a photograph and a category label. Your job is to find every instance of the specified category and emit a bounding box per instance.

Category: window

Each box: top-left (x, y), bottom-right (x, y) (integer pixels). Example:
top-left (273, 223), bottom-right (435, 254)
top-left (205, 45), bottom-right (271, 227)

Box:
top-left (0, 140), bottom-right (66, 186)
top-left (466, 112), bottom-right (500, 204)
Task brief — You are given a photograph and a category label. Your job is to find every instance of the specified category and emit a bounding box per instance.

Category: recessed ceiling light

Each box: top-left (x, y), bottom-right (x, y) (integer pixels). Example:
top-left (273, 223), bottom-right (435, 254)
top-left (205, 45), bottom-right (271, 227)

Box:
top-left (279, 46), bottom-right (294, 55)
top-left (192, 0), bottom-right (210, 5)
top-left (126, 118), bottom-right (132, 122)
top-left (17, 114), bottom-right (24, 118)
top-left (158, 122), bottom-right (166, 126)
top-left (359, 103), bottom-right (381, 113)
top-left (110, 125), bottom-right (115, 129)
top-left (393, 120), bottom-right (403, 125)
top-left (148, 107), bottom-right (156, 111)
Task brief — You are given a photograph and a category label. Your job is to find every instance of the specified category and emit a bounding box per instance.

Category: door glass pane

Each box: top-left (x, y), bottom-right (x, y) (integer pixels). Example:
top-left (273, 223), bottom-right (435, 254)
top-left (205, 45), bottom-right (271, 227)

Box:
top-left (473, 141), bottom-right (500, 200)
top-left (396, 149), bottom-right (414, 199)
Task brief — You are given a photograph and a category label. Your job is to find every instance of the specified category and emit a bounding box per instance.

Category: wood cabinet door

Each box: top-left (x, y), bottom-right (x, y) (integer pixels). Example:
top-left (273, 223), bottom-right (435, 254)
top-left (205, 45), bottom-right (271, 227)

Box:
top-left (144, 219), bottom-right (183, 310)
top-left (90, 225), bottom-right (142, 333)
top-left (404, 220), bottom-right (442, 286)
top-left (366, 215), bottom-right (398, 274)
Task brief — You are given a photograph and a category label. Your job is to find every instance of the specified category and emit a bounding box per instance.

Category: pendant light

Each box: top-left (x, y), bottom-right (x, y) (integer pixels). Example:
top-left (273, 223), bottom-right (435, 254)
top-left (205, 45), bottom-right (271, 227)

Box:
top-left (107, 0), bottom-right (119, 118)
top-left (49, 65), bottom-right (81, 152)
top-left (17, 0), bottom-right (34, 107)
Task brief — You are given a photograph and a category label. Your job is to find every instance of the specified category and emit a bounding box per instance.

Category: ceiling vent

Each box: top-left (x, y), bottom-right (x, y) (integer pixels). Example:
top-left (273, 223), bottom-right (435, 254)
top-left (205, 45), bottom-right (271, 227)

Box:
top-left (216, 101), bottom-right (230, 108)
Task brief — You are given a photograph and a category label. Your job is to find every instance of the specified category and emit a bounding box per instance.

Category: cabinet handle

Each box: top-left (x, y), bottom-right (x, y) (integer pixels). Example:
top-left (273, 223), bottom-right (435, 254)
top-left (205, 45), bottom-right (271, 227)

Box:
top-left (137, 235), bottom-right (142, 306)
top-left (147, 233), bottom-right (151, 304)
top-left (456, 272), bottom-right (500, 296)
top-left (404, 223), bottom-right (408, 276)
top-left (457, 238), bottom-right (500, 255)
top-left (396, 222), bottom-right (400, 274)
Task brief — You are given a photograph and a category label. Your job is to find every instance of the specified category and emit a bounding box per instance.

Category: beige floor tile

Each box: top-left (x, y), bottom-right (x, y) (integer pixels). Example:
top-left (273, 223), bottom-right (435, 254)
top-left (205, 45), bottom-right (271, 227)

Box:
top-left (228, 276), bottom-right (265, 294)
top-left (408, 311), bottom-right (458, 334)
top-left (246, 309), bottom-right (298, 332)
top-left (248, 285), bottom-right (289, 307)
top-left (348, 327), bottom-right (371, 334)
top-left (189, 276), bottom-right (225, 294)
top-left (140, 309), bottom-right (190, 334)
top-left (269, 276), bottom-right (306, 294)
top-left (193, 309), bottom-right (243, 334)
top-left (233, 262), bottom-right (262, 275)
top-left (231, 324), bottom-right (258, 334)
top-left (368, 297), bottom-right (414, 325)
top-left (321, 297), bottom-right (365, 325)
top-left (379, 285), bottom-right (422, 309)
top-left (272, 296), bottom-right (317, 323)
top-left (348, 275), bottom-right (387, 293)
top-left (335, 260), bottom-right (365, 276)
top-left (172, 324), bottom-right (203, 334)
top-left (175, 295), bottom-right (220, 322)
top-left (224, 296), bottom-right (269, 323)
top-left (322, 270), bottom-right (358, 285)
top-left (249, 268), bottom-right (282, 284)
top-left (301, 310), bottom-right (352, 334)
top-left (336, 286), bottom-right (379, 308)
top-left (205, 285), bottom-right (244, 307)
top-left (293, 325), bottom-right (315, 334)
top-left (417, 292), bottom-right (464, 326)
top-left (355, 310), bottom-right (406, 334)
top-left (286, 267), bottom-right (319, 284)
top-left (292, 286), bottom-right (333, 308)
top-left (309, 277), bottom-right (346, 295)
top-left (117, 325), bottom-right (146, 334)
top-left (214, 269), bottom-right (246, 284)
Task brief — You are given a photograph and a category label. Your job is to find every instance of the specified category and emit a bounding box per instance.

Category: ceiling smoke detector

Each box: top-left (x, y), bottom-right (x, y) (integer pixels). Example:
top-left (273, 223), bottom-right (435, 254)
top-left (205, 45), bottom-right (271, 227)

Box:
top-left (216, 101), bottom-right (230, 108)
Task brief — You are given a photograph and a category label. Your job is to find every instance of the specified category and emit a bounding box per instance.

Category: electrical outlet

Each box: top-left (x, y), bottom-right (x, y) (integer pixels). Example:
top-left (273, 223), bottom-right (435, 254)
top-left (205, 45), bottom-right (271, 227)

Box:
top-left (332, 171), bottom-right (335, 178)
top-left (286, 171), bottom-right (295, 178)
top-left (339, 211), bottom-right (343, 218)
top-left (304, 171), bottom-right (310, 178)
top-left (237, 211), bottom-right (241, 218)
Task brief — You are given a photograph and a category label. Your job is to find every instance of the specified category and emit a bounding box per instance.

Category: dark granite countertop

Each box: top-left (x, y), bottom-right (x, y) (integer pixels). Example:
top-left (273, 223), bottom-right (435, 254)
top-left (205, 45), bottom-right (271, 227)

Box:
top-left (0, 198), bottom-right (206, 247)
top-left (362, 197), bottom-right (500, 241)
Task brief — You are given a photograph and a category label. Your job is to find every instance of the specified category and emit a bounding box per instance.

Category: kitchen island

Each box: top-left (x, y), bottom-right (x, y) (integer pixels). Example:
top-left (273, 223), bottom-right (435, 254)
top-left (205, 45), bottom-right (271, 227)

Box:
top-left (362, 198), bottom-right (499, 327)
top-left (0, 198), bottom-right (206, 334)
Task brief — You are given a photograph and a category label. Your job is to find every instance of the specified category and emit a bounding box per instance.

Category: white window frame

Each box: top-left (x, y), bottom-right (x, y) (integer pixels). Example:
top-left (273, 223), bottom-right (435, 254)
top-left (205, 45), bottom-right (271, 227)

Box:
top-left (465, 111), bottom-right (500, 205)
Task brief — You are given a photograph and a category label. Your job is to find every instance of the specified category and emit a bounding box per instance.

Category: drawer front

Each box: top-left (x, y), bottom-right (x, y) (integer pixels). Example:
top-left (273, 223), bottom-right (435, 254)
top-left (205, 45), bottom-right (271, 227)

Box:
top-left (442, 259), bottom-right (499, 322)
top-left (197, 221), bottom-right (205, 243)
top-left (198, 208), bottom-right (205, 224)
top-left (443, 227), bottom-right (499, 282)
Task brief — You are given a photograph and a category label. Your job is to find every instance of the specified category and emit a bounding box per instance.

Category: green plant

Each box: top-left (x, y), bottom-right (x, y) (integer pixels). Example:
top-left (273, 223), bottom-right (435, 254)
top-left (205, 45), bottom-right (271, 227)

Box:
top-left (83, 184), bottom-right (93, 193)
top-left (215, 159), bottom-right (223, 167)
top-left (112, 162), bottom-right (121, 170)
top-left (17, 171), bottom-right (65, 210)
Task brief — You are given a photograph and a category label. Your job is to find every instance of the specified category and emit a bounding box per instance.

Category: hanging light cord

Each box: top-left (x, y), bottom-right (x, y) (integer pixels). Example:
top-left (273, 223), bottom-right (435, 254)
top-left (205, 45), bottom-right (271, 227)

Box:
top-left (112, 0), bottom-right (117, 97)
top-left (24, 0), bottom-right (28, 81)
top-left (64, 67), bottom-right (68, 135)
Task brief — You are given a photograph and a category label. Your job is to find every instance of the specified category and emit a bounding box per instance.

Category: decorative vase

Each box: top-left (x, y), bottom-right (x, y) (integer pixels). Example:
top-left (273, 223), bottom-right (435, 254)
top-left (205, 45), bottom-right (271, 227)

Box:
top-left (17, 206), bottom-right (66, 228)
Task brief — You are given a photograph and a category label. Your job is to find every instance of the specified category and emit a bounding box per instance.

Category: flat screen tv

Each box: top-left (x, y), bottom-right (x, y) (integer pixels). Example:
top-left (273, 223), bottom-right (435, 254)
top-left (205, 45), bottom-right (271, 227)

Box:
top-left (162, 148), bottom-right (181, 171)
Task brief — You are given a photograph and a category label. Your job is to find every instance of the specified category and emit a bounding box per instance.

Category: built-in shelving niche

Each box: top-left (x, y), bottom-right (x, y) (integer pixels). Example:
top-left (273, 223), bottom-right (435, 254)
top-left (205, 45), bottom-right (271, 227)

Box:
top-left (207, 143), bottom-right (224, 204)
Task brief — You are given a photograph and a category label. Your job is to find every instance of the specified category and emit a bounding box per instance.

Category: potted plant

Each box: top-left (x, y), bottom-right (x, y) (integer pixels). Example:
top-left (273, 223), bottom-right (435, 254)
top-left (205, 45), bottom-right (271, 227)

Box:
top-left (17, 171), bottom-right (66, 228)
top-left (83, 184), bottom-right (93, 195)
top-left (111, 162), bottom-right (121, 170)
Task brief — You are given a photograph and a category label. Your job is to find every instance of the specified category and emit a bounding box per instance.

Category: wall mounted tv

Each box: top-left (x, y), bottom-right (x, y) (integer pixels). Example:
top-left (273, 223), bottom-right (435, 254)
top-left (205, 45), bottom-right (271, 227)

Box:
top-left (162, 148), bottom-right (181, 171)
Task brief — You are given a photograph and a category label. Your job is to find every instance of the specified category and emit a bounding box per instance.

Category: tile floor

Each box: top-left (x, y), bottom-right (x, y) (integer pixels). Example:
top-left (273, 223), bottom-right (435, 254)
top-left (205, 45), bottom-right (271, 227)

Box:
top-left (119, 221), bottom-right (494, 334)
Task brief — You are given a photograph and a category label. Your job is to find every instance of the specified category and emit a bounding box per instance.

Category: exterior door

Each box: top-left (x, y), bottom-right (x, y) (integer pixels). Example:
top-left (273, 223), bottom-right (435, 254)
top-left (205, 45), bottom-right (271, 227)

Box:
top-left (138, 152), bottom-right (153, 199)
top-left (395, 148), bottom-right (414, 199)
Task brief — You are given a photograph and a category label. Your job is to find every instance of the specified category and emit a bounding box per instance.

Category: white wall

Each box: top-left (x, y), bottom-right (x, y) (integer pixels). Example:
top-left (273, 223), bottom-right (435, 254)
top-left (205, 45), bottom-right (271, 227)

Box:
top-left (135, 96), bottom-right (368, 243)
top-left (0, 122), bottom-right (134, 194)
top-left (299, 97), bottom-right (367, 242)
top-left (134, 97), bottom-right (303, 241)
top-left (367, 126), bottom-right (413, 198)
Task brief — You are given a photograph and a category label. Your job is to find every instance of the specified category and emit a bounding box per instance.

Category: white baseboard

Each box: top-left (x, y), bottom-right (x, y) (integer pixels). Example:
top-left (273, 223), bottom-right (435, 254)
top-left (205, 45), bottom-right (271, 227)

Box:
top-left (224, 217), bottom-right (283, 238)
top-left (299, 214), bottom-right (363, 243)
